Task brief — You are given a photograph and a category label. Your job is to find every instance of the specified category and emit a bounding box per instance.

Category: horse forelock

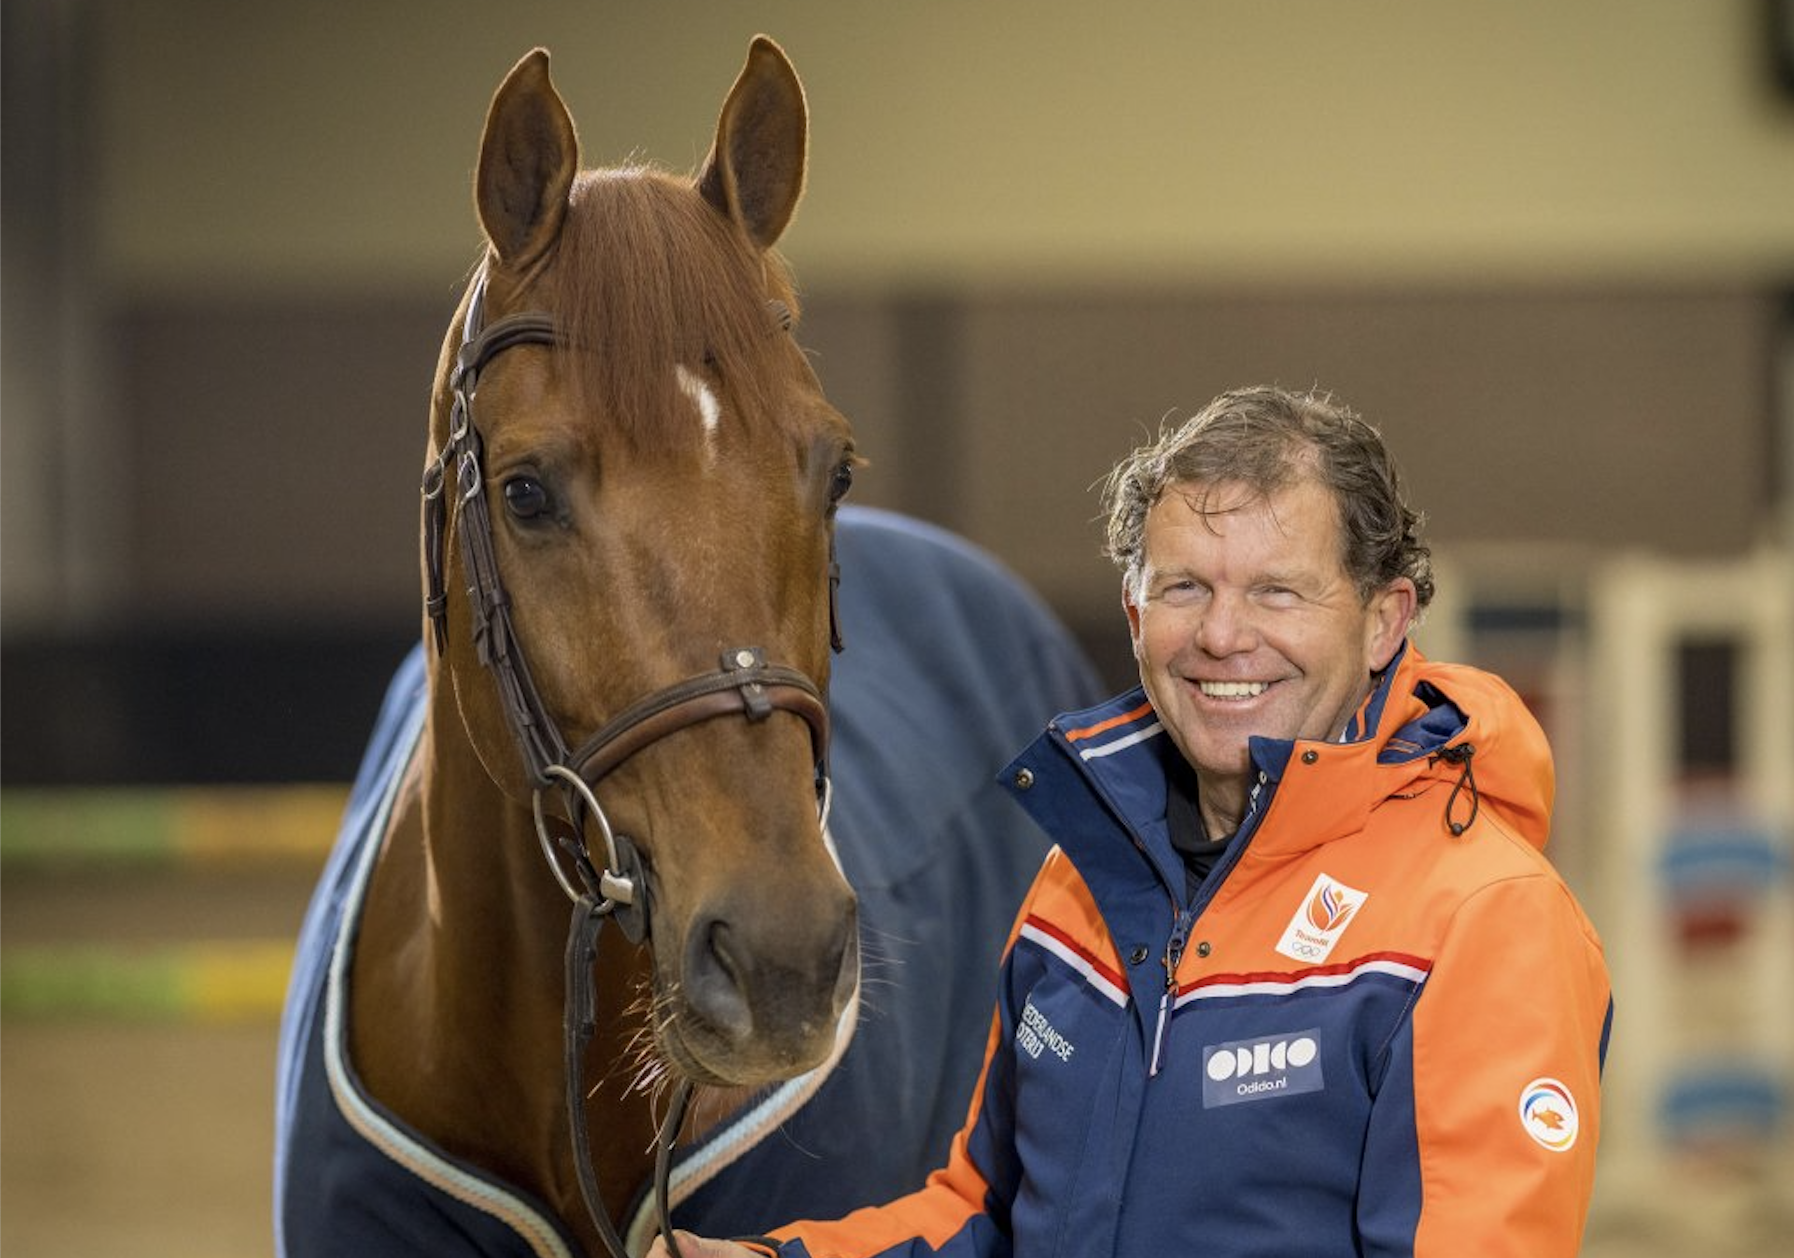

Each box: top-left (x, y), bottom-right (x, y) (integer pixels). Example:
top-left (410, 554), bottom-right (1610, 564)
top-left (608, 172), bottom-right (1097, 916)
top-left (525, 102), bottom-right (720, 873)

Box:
top-left (538, 167), bottom-right (803, 455)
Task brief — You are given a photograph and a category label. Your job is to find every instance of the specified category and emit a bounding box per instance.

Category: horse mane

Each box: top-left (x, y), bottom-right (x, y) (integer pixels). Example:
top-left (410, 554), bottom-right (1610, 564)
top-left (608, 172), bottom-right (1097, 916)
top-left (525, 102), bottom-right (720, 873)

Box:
top-left (537, 166), bottom-right (804, 454)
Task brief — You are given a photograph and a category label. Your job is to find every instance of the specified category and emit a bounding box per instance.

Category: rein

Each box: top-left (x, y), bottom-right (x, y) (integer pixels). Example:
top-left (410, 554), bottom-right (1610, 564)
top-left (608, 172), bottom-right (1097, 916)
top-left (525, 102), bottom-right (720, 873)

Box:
top-left (421, 270), bottom-right (837, 1258)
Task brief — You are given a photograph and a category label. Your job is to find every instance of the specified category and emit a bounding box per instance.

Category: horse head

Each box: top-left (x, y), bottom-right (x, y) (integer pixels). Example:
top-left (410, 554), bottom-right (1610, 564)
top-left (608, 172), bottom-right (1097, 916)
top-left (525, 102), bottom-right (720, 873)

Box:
top-left (424, 38), bottom-right (860, 1089)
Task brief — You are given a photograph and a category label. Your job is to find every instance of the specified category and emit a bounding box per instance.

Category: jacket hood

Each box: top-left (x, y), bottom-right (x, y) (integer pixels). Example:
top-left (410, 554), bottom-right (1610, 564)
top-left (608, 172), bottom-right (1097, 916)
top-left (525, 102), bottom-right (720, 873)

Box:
top-left (1380, 645), bottom-right (1555, 853)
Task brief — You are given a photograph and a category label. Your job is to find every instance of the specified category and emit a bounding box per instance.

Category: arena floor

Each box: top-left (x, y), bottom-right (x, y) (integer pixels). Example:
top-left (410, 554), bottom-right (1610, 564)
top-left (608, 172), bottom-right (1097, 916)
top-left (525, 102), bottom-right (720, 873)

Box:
top-left (2, 863), bottom-right (314, 1258)
top-left (3, 1020), bottom-right (281, 1257)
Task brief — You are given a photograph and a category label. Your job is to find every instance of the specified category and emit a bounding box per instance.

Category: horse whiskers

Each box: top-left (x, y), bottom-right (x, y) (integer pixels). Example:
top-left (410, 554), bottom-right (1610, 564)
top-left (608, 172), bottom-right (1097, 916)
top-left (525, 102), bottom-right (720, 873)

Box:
top-left (857, 920), bottom-right (916, 960)
top-left (619, 981), bottom-right (681, 1098)
top-left (847, 926), bottom-right (905, 1021)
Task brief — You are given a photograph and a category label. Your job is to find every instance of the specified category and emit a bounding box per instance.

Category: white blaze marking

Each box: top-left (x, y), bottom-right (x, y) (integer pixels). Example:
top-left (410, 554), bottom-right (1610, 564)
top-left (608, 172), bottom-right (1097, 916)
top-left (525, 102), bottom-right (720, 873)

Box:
top-left (675, 364), bottom-right (721, 458)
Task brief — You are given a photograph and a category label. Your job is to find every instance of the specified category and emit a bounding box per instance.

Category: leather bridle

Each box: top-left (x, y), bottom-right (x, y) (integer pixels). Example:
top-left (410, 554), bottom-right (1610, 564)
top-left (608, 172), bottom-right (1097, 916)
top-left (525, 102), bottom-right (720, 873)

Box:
top-left (420, 268), bottom-right (840, 1258)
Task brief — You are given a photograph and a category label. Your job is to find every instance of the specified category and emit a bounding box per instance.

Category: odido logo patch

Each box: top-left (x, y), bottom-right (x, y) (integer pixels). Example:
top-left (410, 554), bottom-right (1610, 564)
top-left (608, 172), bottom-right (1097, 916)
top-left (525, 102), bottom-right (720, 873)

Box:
top-left (1201, 1028), bottom-right (1325, 1108)
top-left (1518, 1077), bottom-right (1580, 1152)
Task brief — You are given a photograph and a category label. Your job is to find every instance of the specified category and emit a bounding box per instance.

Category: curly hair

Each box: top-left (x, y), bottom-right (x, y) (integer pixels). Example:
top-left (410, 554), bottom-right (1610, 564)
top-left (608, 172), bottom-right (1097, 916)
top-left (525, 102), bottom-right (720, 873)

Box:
top-left (1101, 386), bottom-right (1435, 609)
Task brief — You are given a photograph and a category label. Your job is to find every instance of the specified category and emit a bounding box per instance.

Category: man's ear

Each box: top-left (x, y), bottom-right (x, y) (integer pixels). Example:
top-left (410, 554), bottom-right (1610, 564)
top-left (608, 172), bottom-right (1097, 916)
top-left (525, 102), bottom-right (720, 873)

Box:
top-left (1123, 577), bottom-right (1146, 659)
top-left (1365, 578), bottom-right (1419, 673)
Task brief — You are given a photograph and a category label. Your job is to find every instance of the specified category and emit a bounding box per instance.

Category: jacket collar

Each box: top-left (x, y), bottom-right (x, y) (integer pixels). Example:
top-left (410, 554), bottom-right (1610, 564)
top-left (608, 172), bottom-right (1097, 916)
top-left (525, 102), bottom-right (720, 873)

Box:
top-left (1002, 641), bottom-right (1539, 889)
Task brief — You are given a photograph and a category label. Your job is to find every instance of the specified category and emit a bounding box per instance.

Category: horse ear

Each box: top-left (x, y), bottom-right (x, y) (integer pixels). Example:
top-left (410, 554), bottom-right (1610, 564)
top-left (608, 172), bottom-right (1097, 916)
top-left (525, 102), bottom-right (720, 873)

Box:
top-left (476, 49), bottom-right (579, 269)
top-left (697, 35), bottom-right (808, 250)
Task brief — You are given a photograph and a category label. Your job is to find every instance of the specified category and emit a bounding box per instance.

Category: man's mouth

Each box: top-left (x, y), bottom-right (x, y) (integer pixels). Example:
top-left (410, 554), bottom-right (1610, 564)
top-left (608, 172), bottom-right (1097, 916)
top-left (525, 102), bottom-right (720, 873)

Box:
top-left (1197, 680), bottom-right (1271, 699)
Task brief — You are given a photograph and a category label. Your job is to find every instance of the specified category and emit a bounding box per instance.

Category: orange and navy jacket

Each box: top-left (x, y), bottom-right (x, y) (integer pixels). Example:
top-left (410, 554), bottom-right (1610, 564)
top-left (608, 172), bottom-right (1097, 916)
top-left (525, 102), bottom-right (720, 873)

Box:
top-left (770, 643), bottom-right (1612, 1258)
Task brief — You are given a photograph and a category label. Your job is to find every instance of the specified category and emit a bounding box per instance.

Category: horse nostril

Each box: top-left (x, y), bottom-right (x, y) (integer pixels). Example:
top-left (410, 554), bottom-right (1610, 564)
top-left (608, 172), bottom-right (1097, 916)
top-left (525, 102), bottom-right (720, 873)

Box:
top-left (684, 918), bottom-right (753, 1039)
top-left (707, 920), bottom-right (744, 988)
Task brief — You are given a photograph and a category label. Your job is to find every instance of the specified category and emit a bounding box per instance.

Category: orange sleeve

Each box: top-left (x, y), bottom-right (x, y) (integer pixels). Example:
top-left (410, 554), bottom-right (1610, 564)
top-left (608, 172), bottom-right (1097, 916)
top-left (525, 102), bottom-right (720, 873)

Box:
top-left (1404, 870), bottom-right (1610, 1257)
top-left (767, 1060), bottom-right (999, 1258)
top-left (767, 853), bottom-right (1073, 1258)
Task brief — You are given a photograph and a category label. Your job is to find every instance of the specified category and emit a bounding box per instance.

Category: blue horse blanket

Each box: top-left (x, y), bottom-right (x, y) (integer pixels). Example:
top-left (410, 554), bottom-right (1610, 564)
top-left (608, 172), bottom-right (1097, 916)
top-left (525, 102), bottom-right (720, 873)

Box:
top-left (274, 506), bottom-right (1103, 1256)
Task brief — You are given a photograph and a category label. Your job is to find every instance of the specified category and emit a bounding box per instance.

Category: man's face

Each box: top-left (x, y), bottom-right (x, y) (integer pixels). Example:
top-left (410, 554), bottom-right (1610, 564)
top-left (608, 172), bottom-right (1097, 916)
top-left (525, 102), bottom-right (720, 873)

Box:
top-left (1124, 477), bottom-right (1415, 805)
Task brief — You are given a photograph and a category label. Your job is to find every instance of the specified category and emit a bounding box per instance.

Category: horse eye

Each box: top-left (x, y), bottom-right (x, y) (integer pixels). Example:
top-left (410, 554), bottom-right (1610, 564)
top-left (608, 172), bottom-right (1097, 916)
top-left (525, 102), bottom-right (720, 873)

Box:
top-left (829, 460), bottom-right (855, 505)
top-left (503, 476), bottom-right (552, 520)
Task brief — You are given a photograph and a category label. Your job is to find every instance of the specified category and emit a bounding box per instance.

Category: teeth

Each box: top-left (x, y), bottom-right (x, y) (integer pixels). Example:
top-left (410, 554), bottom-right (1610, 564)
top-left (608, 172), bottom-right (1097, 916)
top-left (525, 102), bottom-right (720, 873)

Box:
top-left (1199, 681), bottom-right (1269, 699)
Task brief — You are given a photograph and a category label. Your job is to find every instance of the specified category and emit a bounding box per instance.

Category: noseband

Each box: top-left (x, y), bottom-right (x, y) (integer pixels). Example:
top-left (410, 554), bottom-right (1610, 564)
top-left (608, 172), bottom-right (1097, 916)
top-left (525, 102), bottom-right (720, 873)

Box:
top-left (419, 269), bottom-right (838, 1258)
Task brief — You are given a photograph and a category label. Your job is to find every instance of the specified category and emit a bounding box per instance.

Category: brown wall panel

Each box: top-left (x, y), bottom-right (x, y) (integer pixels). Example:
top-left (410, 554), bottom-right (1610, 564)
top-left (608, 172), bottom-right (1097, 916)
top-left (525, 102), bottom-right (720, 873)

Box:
top-left (115, 296), bottom-right (453, 625)
top-left (955, 288), bottom-right (1776, 616)
top-left (111, 285), bottom-right (1776, 640)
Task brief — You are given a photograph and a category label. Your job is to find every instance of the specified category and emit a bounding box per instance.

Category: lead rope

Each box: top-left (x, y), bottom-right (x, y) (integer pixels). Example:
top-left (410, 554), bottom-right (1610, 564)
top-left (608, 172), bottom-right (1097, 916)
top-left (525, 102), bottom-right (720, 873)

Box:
top-left (564, 891), bottom-right (690, 1258)
top-left (655, 1079), bottom-right (696, 1253)
top-left (563, 896), bottom-right (635, 1258)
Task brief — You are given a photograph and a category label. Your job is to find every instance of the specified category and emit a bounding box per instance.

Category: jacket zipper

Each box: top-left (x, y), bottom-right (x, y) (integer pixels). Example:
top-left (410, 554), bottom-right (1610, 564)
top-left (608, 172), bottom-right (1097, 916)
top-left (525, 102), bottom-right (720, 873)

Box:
top-left (1149, 906), bottom-right (1195, 1076)
top-left (1146, 769), bottom-right (1268, 1077)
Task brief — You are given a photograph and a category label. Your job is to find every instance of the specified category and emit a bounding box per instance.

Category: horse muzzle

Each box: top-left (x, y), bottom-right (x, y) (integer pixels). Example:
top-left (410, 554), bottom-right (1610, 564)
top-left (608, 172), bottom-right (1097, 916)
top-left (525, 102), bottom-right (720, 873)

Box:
top-left (661, 874), bottom-right (860, 1086)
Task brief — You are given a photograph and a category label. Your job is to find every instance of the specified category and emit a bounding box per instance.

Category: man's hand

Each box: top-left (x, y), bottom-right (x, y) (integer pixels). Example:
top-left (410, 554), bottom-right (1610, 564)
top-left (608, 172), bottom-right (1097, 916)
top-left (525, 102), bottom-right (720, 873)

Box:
top-left (645, 1231), bottom-right (765, 1258)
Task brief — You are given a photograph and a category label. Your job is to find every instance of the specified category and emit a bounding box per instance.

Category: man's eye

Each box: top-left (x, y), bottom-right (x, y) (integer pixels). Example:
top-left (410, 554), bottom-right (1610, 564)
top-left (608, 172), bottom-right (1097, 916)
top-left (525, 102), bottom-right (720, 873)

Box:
top-left (503, 476), bottom-right (552, 520)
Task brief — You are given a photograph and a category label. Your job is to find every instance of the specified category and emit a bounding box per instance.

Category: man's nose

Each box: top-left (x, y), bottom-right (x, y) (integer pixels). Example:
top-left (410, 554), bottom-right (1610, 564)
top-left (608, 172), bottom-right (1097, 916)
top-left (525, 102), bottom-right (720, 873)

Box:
top-left (1195, 591), bottom-right (1257, 656)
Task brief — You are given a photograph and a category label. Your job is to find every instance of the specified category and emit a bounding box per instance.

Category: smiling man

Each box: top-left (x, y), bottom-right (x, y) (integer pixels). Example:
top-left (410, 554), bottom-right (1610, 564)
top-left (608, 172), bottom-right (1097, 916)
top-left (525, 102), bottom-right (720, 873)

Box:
top-left (660, 386), bottom-right (1612, 1258)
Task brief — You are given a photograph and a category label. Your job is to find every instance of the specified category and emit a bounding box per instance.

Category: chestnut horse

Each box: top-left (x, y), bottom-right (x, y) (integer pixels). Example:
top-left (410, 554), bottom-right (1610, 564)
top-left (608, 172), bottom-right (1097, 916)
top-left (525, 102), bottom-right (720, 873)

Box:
top-left (275, 37), bottom-right (1099, 1258)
